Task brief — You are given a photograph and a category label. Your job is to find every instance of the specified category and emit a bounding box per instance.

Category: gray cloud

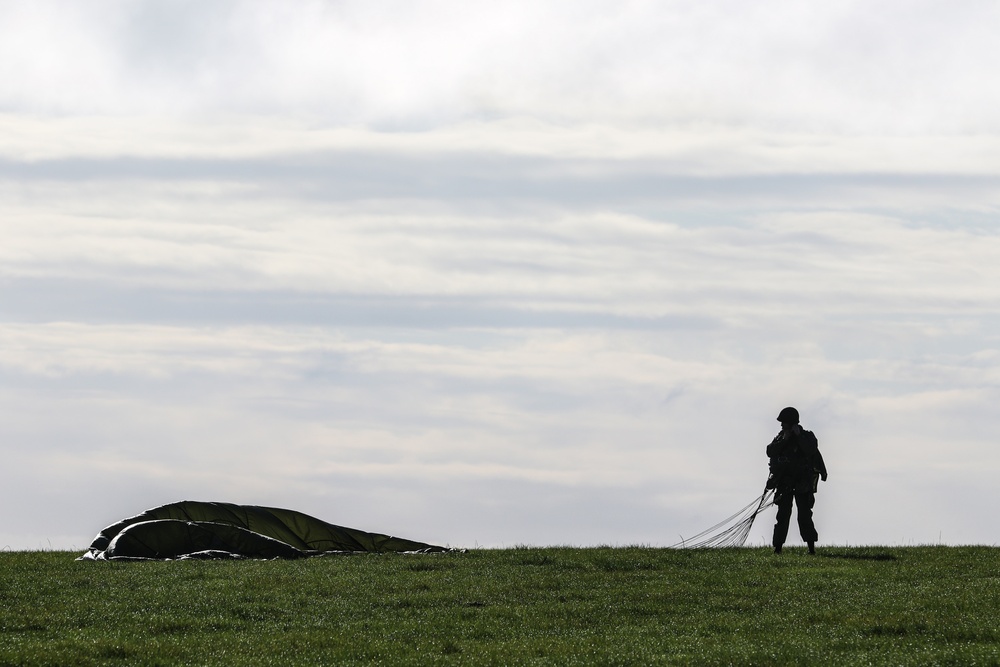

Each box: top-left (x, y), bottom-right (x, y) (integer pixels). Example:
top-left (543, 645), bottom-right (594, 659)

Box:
top-left (0, 278), bottom-right (719, 330)
top-left (5, 153), bottom-right (1000, 207)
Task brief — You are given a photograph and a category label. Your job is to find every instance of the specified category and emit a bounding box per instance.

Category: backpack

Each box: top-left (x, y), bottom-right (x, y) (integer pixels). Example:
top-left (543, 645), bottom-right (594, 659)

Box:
top-left (766, 431), bottom-right (815, 490)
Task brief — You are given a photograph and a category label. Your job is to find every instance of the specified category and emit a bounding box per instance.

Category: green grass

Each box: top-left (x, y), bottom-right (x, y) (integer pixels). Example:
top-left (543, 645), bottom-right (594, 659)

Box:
top-left (1, 546), bottom-right (998, 666)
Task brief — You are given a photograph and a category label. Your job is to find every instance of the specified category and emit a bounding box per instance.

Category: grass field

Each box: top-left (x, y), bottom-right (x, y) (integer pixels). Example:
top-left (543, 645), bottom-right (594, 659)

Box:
top-left (1, 546), bottom-right (998, 666)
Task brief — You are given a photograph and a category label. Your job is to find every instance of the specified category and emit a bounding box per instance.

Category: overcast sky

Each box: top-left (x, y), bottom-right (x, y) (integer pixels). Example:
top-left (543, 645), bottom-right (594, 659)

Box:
top-left (2, 0), bottom-right (999, 550)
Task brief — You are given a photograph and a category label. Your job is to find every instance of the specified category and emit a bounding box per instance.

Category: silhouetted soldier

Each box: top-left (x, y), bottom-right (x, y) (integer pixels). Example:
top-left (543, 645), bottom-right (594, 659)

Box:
top-left (766, 407), bottom-right (827, 554)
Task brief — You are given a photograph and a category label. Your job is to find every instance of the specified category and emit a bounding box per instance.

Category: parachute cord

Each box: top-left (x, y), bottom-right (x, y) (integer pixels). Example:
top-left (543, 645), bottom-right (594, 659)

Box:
top-left (670, 486), bottom-right (775, 549)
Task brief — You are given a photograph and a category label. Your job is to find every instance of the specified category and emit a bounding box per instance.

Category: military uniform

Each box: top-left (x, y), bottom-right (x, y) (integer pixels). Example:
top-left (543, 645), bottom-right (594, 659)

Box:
top-left (766, 418), bottom-right (827, 553)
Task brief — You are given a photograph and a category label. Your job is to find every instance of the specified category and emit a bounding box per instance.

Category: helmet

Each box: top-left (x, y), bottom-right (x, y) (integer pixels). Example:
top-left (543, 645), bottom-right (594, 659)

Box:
top-left (777, 407), bottom-right (799, 424)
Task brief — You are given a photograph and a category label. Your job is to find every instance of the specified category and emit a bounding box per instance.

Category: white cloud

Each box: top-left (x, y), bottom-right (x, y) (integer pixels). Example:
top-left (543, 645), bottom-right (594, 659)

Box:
top-left (3, 1), bottom-right (1000, 132)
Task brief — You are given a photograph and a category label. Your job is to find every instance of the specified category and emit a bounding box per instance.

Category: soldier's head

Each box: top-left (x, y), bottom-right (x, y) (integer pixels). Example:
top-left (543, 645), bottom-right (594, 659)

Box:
top-left (777, 406), bottom-right (800, 427)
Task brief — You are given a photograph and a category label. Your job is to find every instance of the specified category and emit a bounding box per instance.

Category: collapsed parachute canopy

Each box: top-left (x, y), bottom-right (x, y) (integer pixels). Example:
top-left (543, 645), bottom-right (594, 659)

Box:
top-left (80, 501), bottom-right (449, 561)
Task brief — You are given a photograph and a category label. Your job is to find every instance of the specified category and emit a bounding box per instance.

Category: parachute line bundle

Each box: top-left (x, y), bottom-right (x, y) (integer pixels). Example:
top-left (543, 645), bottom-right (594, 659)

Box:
top-left (671, 489), bottom-right (775, 548)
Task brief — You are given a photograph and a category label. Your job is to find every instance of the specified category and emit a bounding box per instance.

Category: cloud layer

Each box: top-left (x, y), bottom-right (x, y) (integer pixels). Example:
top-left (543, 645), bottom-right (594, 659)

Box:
top-left (1, 1), bottom-right (999, 549)
top-left (4, 1), bottom-right (1000, 131)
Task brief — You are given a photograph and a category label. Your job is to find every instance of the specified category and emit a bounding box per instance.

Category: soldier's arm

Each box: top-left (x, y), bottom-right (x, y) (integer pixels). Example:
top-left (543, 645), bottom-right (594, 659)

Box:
top-left (815, 448), bottom-right (828, 481)
top-left (801, 432), bottom-right (827, 480)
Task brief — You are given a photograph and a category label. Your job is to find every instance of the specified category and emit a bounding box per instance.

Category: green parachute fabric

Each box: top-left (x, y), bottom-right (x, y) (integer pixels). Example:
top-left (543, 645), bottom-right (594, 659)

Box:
top-left (80, 501), bottom-right (450, 560)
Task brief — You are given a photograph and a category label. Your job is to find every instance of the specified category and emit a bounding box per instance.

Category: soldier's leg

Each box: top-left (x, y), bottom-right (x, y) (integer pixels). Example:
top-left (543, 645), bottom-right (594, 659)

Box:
top-left (772, 490), bottom-right (793, 551)
top-left (795, 490), bottom-right (818, 545)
